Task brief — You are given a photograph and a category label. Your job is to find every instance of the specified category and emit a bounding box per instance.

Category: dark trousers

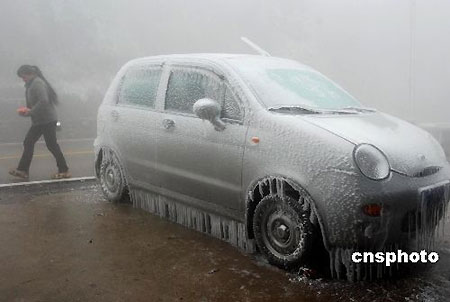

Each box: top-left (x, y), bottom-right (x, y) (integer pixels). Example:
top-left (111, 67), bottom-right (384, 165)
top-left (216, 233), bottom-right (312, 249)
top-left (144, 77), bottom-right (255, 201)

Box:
top-left (17, 122), bottom-right (69, 173)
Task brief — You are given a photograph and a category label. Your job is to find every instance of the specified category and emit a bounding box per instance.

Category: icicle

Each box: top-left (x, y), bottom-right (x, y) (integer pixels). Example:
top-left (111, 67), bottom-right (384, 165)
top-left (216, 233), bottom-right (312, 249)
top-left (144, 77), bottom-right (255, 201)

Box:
top-left (412, 183), bottom-right (450, 251)
top-left (328, 249), bottom-right (335, 279)
top-left (334, 248), bottom-right (342, 279)
top-left (356, 258), bottom-right (361, 281)
top-left (248, 190), bottom-right (254, 202)
top-left (309, 207), bottom-right (318, 225)
top-left (258, 182), bottom-right (264, 197)
top-left (279, 180), bottom-right (285, 199)
top-left (268, 178), bottom-right (274, 196)
top-left (302, 198), bottom-right (310, 212)
top-left (129, 188), bottom-right (255, 253)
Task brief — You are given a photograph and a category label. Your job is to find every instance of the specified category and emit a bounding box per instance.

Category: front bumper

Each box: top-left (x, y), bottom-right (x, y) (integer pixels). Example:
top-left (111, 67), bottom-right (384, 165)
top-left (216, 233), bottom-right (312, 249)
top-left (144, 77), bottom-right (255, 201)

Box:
top-left (314, 164), bottom-right (450, 251)
top-left (354, 179), bottom-right (449, 250)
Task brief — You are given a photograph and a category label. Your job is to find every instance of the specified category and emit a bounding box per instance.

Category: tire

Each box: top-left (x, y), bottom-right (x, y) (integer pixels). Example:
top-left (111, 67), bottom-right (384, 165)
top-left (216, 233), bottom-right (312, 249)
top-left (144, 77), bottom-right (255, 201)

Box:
top-left (253, 194), bottom-right (315, 269)
top-left (99, 150), bottom-right (128, 202)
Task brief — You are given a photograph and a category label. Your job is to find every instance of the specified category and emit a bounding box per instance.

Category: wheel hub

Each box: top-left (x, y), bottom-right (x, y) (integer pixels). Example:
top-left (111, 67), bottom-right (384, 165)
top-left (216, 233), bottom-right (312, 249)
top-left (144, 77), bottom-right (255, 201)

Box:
top-left (107, 170), bottom-right (115, 185)
top-left (104, 164), bottom-right (120, 192)
top-left (255, 197), bottom-right (312, 267)
top-left (275, 223), bottom-right (289, 239)
top-left (267, 214), bottom-right (296, 250)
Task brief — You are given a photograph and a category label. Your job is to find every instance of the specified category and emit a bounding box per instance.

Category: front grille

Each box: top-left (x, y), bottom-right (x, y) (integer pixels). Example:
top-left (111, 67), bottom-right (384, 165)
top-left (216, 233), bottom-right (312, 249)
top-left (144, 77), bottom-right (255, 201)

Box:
top-left (412, 166), bottom-right (441, 178)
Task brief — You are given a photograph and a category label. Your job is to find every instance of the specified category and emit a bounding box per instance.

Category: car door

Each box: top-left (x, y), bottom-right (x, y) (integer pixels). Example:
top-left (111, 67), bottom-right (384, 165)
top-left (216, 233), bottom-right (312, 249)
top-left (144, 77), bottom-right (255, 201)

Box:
top-left (108, 63), bottom-right (163, 187)
top-left (154, 64), bottom-right (247, 210)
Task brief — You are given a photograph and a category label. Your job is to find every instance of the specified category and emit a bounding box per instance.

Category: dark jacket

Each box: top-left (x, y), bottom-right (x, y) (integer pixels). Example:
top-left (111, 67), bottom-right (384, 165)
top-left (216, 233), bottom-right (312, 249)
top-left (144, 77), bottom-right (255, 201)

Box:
top-left (25, 77), bottom-right (58, 125)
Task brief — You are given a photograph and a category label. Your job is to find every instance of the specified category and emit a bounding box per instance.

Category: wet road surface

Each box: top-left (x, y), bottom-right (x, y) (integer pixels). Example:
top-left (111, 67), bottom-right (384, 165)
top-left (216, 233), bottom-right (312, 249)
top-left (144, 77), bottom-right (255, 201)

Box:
top-left (0, 139), bottom-right (94, 184)
top-left (0, 182), bottom-right (450, 302)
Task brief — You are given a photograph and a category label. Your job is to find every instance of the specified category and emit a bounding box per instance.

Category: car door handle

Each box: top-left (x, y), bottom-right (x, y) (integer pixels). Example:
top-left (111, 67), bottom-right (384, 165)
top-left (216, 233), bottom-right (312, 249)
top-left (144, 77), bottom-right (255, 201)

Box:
top-left (162, 119), bottom-right (175, 129)
top-left (111, 110), bottom-right (119, 121)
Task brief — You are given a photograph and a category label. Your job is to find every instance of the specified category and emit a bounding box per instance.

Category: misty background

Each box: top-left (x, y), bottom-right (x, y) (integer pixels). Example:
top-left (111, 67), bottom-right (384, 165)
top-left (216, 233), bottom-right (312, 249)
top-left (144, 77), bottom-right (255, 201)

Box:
top-left (1, 0), bottom-right (449, 143)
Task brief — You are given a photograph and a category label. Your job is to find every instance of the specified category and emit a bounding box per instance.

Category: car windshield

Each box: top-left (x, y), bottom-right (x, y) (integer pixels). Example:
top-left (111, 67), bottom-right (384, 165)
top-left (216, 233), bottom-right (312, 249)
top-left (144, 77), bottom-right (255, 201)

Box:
top-left (228, 57), bottom-right (363, 111)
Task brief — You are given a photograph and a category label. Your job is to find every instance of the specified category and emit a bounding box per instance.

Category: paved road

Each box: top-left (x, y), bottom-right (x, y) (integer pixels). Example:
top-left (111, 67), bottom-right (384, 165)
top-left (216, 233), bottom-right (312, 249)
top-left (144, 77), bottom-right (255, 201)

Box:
top-left (0, 183), bottom-right (449, 301)
top-left (0, 138), bottom-right (95, 184)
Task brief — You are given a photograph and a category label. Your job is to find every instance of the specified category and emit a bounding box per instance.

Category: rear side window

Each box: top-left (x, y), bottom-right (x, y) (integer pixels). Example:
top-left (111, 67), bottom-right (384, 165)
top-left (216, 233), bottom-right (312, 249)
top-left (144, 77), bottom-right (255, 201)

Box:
top-left (119, 66), bottom-right (162, 108)
top-left (165, 69), bottom-right (222, 114)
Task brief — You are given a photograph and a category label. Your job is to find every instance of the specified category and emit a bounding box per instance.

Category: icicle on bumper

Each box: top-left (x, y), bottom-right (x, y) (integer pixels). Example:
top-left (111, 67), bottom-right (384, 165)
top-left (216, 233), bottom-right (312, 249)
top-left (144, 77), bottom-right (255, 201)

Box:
top-left (327, 182), bottom-right (450, 281)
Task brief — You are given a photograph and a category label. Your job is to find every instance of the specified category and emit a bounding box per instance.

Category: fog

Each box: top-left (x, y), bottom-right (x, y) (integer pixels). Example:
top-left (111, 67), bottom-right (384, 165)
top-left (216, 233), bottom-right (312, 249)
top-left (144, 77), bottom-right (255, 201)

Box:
top-left (1, 0), bottom-right (450, 142)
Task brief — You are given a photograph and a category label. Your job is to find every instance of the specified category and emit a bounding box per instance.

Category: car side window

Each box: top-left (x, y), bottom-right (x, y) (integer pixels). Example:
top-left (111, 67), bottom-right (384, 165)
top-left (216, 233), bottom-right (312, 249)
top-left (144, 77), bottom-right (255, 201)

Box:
top-left (221, 86), bottom-right (243, 121)
top-left (119, 66), bottom-right (162, 108)
top-left (165, 69), bottom-right (222, 114)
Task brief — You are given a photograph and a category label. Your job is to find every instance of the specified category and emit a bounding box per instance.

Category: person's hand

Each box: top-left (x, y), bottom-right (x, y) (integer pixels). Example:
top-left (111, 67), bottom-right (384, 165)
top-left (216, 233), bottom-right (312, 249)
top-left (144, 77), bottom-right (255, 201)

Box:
top-left (17, 106), bottom-right (30, 116)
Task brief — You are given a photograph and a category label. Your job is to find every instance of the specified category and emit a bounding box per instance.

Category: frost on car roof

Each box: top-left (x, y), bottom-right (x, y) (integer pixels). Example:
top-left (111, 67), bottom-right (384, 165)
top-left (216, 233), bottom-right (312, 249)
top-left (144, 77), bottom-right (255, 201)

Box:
top-left (128, 53), bottom-right (255, 65)
top-left (225, 55), bottom-right (312, 69)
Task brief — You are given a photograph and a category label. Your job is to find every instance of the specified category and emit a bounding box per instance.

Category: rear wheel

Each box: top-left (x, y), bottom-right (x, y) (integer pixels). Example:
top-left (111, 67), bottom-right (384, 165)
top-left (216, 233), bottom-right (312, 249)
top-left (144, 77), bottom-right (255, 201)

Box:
top-left (253, 195), bottom-right (315, 269)
top-left (99, 150), bottom-right (128, 202)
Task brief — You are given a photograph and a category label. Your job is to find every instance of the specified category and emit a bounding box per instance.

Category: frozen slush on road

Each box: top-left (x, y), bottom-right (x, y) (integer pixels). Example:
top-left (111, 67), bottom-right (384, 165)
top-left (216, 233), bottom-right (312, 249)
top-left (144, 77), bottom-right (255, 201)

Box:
top-left (93, 53), bottom-right (450, 281)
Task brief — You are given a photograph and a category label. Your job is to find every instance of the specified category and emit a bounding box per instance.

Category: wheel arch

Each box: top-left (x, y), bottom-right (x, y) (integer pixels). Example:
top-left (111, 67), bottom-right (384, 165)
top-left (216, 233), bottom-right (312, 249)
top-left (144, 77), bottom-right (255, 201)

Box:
top-left (94, 148), bottom-right (103, 178)
top-left (95, 146), bottom-right (129, 188)
top-left (245, 176), bottom-right (327, 248)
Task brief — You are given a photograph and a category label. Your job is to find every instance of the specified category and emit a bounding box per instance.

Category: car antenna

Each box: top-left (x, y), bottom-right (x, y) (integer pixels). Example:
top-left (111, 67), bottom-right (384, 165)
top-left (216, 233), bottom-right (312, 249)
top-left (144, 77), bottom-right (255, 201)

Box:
top-left (240, 37), bottom-right (271, 57)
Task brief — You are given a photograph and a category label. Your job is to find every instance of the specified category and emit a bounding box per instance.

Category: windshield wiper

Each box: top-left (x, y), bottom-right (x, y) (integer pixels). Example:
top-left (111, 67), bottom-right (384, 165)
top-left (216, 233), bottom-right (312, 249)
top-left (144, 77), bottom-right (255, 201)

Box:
top-left (268, 105), bottom-right (375, 115)
top-left (339, 106), bottom-right (377, 113)
top-left (268, 105), bottom-right (323, 114)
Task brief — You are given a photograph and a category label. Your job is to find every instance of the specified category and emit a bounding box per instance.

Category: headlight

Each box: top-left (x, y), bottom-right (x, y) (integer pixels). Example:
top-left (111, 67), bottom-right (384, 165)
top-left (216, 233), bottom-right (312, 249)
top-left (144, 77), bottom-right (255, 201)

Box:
top-left (353, 144), bottom-right (390, 180)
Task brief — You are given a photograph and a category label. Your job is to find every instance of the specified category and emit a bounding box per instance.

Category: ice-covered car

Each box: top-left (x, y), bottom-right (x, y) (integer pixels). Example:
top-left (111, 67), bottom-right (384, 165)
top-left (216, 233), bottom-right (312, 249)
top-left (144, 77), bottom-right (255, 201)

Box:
top-left (94, 54), bottom-right (450, 278)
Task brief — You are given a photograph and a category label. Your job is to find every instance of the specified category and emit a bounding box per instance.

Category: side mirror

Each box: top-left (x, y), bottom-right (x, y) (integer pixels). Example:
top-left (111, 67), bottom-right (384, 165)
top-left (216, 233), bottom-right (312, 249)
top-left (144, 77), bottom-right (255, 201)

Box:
top-left (193, 98), bottom-right (226, 131)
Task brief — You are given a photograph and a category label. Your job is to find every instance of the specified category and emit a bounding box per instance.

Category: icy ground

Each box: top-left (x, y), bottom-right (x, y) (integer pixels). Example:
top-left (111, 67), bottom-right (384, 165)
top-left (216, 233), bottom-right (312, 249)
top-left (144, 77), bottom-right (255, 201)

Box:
top-left (0, 183), bottom-right (449, 301)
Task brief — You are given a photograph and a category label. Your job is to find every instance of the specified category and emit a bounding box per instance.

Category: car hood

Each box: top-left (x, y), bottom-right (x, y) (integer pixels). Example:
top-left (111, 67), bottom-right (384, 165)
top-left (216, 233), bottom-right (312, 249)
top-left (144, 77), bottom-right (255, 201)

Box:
top-left (303, 112), bottom-right (446, 176)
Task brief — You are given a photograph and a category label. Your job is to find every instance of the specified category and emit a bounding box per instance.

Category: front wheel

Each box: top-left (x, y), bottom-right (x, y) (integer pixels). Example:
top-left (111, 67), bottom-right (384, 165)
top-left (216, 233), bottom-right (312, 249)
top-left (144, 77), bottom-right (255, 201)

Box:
top-left (99, 150), bottom-right (128, 202)
top-left (253, 195), bottom-right (315, 269)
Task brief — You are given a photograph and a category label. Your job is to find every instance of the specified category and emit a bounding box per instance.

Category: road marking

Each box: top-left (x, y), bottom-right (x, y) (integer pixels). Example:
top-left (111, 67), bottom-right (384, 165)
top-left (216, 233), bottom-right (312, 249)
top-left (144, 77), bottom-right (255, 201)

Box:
top-left (0, 176), bottom-right (97, 189)
top-left (0, 150), bottom-right (94, 161)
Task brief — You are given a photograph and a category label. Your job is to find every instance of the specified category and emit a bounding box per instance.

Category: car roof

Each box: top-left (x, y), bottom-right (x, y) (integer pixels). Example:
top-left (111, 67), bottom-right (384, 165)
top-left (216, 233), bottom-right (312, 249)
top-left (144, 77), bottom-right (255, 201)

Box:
top-left (131, 53), bottom-right (255, 62)
top-left (127, 53), bottom-right (303, 67)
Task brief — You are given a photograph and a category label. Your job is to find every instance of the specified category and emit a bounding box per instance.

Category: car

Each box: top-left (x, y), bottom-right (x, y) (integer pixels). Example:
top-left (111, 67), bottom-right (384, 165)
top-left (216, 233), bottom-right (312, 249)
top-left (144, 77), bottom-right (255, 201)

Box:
top-left (94, 54), bottom-right (450, 280)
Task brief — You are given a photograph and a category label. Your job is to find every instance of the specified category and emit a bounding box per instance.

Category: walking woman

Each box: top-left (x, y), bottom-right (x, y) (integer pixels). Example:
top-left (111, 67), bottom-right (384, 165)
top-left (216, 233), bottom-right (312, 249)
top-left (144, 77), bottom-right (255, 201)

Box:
top-left (9, 65), bottom-right (71, 179)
